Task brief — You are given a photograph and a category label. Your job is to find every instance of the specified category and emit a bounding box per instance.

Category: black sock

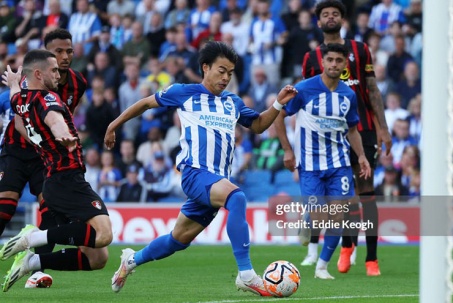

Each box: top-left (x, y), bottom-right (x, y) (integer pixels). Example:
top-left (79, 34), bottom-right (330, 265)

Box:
top-left (0, 198), bottom-right (18, 236)
top-left (342, 203), bottom-right (361, 247)
top-left (310, 233), bottom-right (320, 244)
top-left (47, 222), bottom-right (97, 247)
top-left (361, 192), bottom-right (378, 261)
top-left (40, 248), bottom-right (91, 271)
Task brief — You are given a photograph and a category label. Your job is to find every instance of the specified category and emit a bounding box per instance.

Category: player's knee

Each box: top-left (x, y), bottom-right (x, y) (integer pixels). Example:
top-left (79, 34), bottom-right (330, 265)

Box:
top-left (95, 228), bottom-right (113, 247)
top-left (88, 249), bottom-right (109, 270)
top-left (225, 189), bottom-right (247, 211)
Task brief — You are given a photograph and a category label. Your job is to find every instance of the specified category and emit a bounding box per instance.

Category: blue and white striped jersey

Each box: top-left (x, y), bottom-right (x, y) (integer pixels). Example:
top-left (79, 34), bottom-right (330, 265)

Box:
top-left (0, 89), bottom-right (13, 147)
top-left (155, 83), bottom-right (259, 178)
top-left (285, 75), bottom-right (359, 171)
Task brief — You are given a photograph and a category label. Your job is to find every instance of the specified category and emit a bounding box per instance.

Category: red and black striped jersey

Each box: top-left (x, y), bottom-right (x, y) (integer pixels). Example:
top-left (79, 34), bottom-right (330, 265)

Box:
top-left (302, 39), bottom-right (376, 132)
top-left (11, 90), bottom-right (85, 177)
top-left (1, 69), bottom-right (87, 160)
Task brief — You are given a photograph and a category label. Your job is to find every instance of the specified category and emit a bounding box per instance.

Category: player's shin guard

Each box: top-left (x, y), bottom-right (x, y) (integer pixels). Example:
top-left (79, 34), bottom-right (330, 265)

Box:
top-left (47, 222), bottom-right (97, 247)
top-left (361, 192), bottom-right (378, 261)
top-left (319, 228), bottom-right (342, 262)
top-left (0, 198), bottom-right (18, 236)
top-left (342, 203), bottom-right (361, 247)
top-left (134, 232), bottom-right (189, 265)
top-left (40, 248), bottom-right (91, 270)
top-left (225, 189), bottom-right (252, 271)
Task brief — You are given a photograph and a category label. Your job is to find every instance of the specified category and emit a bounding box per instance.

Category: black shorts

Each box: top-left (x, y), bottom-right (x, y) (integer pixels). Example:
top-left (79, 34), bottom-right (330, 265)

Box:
top-left (43, 170), bottom-right (109, 223)
top-left (350, 130), bottom-right (378, 169)
top-left (0, 153), bottom-right (44, 196)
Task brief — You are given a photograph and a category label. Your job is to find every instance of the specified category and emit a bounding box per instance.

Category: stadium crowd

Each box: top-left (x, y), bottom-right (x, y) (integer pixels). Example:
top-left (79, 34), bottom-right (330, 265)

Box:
top-left (0, 0), bottom-right (422, 203)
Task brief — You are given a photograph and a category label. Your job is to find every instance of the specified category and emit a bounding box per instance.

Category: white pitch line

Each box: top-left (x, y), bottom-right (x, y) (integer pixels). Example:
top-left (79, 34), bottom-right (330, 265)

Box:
top-left (195, 294), bottom-right (419, 303)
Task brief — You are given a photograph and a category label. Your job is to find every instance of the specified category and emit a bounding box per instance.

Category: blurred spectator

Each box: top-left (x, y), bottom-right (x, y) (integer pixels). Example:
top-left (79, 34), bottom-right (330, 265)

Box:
top-left (375, 63), bottom-right (395, 101)
top-left (164, 55), bottom-right (190, 84)
top-left (379, 21), bottom-right (410, 54)
top-left (395, 60), bottom-right (421, 108)
top-left (391, 118), bottom-right (417, 166)
top-left (346, 10), bottom-right (373, 43)
top-left (368, 0), bottom-right (405, 36)
top-left (68, 0), bottom-right (102, 55)
top-left (143, 150), bottom-right (174, 202)
top-left (103, 87), bottom-right (121, 118)
top-left (384, 92), bottom-right (408, 131)
top-left (14, 0), bottom-right (43, 50)
top-left (162, 110), bottom-right (181, 157)
top-left (403, 0), bottom-right (422, 35)
top-left (219, 0), bottom-right (242, 22)
top-left (138, 81), bottom-right (162, 140)
top-left (191, 11), bottom-right (222, 50)
top-left (116, 163), bottom-right (147, 202)
top-left (136, 0), bottom-right (170, 17)
top-left (406, 93), bottom-right (421, 146)
top-left (98, 149), bottom-right (123, 202)
top-left (116, 139), bottom-right (143, 177)
top-left (158, 26), bottom-right (178, 62)
top-left (186, 0), bottom-right (216, 43)
top-left (107, 0), bottom-right (135, 17)
top-left (281, 0), bottom-right (303, 33)
top-left (87, 25), bottom-right (123, 71)
top-left (399, 144), bottom-right (420, 188)
top-left (70, 42), bottom-right (88, 75)
top-left (247, 67), bottom-right (278, 113)
top-left (285, 9), bottom-right (322, 80)
top-left (85, 89), bottom-right (117, 150)
top-left (249, 0), bottom-right (287, 87)
top-left (145, 12), bottom-right (166, 57)
top-left (0, 2), bottom-right (15, 44)
top-left (88, 0), bottom-right (109, 25)
top-left (86, 51), bottom-right (119, 89)
top-left (220, 6), bottom-right (249, 57)
top-left (386, 34), bottom-right (413, 83)
top-left (43, 0), bottom-right (72, 16)
top-left (164, 0), bottom-right (190, 30)
top-left (366, 31), bottom-right (389, 66)
top-left (408, 168), bottom-right (420, 198)
top-left (374, 151), bottom-right (394, 188)
top-left (108, 13), bottom-right (129, 50)
top-left (40, 0), bottom-right (69, 29)
top-left (144, 56), bottom-right (172, 90)
top-left (375, 165), bottom-right (409, 201)
top-left (122, 21), bottom-right (151, 67)
top-left (253, 123), bottom-right (284, 183)
top-left (137, 126), bottom-right (165, 165)
top-left (167, 30), bottom-right (196, 66)
top-left (84, 147), bottom-right (102, 191)
top-left (230, 125), bottom-right (253, 185)
top-left (119, 62), bottom-right (143, 141)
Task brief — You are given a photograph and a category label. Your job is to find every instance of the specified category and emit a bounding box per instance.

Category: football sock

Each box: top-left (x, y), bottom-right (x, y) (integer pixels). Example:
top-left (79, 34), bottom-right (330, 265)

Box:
top-left (0, 198), bottom-right (18, 236)
top-left (316, 258), bottom-right (328, 270)
top-left (225, 189), bottom-right (252, 271)
top-left (319, 228), bottom-right (342, 262)
top-left (134, 232), bottom-right (189, 265)
top-left (35, 207), bottom-right (57, 254)
top-left (341, 203), bottom-right (361, 248)
top-left (39, 248), bottom-right (91, 270)
top-left (46, 222), bottom-right (97, 247)
top-left (307, 242), bottom-right (318, 257)
top-left (361, 192), bottom-right (378, 261)
top-left (240, 269), bottom-right (257, 281)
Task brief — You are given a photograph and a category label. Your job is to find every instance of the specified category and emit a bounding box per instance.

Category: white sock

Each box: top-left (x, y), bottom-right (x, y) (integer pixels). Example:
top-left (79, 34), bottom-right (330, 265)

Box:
top-left (28, 254), bottom-right (41, 271)
top-left (316, 258), bottom-right (328, 270)
top-left (240, 269), bottom-right (256, 281)
top-left (28, 230), bottom-right (48, 248)
top-left (308, 243), bottom-right (318, 257)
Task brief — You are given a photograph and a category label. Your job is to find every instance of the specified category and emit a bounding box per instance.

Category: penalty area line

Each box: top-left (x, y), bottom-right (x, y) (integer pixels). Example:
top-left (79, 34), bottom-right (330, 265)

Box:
top-left (196, 294), bottom-right (419, 303)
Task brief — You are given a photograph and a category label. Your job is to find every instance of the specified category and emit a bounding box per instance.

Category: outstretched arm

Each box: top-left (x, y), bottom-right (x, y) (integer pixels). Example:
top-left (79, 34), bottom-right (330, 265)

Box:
top-left (249, 85), bottom-right (297, 134)
top-left (44, 111), bottom-right (78, 152)
top-left (105, 95), bottom-right (160, 150)
top-left (274, 110), bottom-right (296, 172)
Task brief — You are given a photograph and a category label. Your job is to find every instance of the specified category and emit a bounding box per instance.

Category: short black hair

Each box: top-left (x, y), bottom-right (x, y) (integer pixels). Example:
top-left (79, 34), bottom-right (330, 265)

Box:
top-left (322, 43), bottom-right (349, 58)
top-left (198, 41), bottom-right (238, 78)
top-left (315, 0), bottom-right (347, 19)
top-left (43, 28), bottom-right (72, 48)
top-left (23, 49), bottom-right (56, 75)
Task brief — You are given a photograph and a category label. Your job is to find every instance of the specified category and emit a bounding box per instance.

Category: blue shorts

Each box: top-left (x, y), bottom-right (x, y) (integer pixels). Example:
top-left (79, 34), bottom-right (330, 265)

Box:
top-left (298, 166), bottom-right (354, 205)
top-left (180, 167), bottom-right (224, 227)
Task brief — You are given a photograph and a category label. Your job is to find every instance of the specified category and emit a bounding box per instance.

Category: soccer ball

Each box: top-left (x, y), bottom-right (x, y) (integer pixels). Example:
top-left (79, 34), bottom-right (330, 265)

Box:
top-left (263, 260), bottom-right (300, 297)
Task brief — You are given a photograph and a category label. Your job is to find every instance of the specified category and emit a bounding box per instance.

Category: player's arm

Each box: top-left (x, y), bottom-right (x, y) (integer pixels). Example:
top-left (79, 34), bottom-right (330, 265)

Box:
top-left (14, 115), bottom-right (31, 143)
top-left (44, 111), bottom-right (77, 152)
top-left (105, 95), bottom-right (160, 150)
top-left (249, 85), bottom-right (297, 134)
top-left (274, 110), bottom-right (296, 172)
top-left (347, 125), bottom-right (371, 179)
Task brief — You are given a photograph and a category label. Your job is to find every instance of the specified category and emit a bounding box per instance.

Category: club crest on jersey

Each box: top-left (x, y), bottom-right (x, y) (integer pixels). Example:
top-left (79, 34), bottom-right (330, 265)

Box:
top-left (348, 53), bottom-right (355, 62)
top-left (67, 95), bottom-right (73, 106)
top-left (0, 172), bottom-right (3, 181)
top-left (91, 200), bottom-right (102, 210)
top-left (21, 78), bottom-right (28, 89)
top-left (340, 100), bottom-right (349, 114)
top-left (159, 84), bottom-right (173, 97)
top-left (223, 99), bottom-right (234, 112)
top-left (44, 94), bottom-right (56, 102)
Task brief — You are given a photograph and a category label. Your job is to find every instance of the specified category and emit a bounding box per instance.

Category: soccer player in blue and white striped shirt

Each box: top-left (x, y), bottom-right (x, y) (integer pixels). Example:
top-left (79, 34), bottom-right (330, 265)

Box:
top-left (105, 41), bottom-right (298, 295)
top-left (275, 43), bottom-right (371, 279)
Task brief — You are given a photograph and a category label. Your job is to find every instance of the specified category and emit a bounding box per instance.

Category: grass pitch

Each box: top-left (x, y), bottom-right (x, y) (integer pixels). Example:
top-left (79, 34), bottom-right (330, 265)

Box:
top-left (0, 244), bottom-right (418, 303)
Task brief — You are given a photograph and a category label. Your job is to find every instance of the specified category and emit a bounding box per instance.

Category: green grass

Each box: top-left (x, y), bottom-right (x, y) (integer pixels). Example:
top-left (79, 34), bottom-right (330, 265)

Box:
top-left (0, 244), bottom-right (419, 303)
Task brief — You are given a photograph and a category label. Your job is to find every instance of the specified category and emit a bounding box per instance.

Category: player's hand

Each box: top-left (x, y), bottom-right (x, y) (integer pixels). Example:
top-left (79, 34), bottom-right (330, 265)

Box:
top-left (378, 128), bottom-right (392, 156)
top-left (104, 130), bottom-right (116, 150)
top-left (283, 149), bottom-right (296, 172)
top-left (2, 65), bottom-right (22, 87)
top-left (276, 85), bottom-right (298, 105)
top-left (55, 136), bottom-right (78, 153)
top-left (358, 155), bottom-right (371, 179)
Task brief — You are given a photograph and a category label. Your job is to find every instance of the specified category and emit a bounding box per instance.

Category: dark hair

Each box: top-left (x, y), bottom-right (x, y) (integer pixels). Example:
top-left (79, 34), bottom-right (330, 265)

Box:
top-left (322, 43), bottom-right (349, 58)
top-left (315, 0), bottom-right (347, 19)
top-left (23, 49), bottom-right (56, 75)
top-left (198, 41), bottom-right (238, 78)
top-left (43, 28), bottom-right (72, 47)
